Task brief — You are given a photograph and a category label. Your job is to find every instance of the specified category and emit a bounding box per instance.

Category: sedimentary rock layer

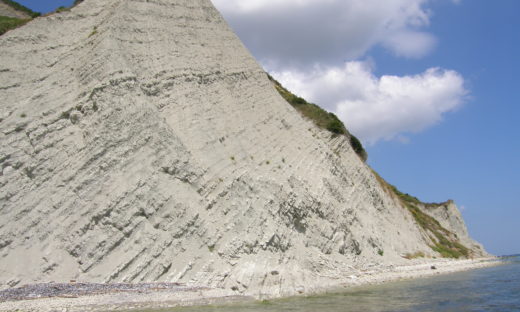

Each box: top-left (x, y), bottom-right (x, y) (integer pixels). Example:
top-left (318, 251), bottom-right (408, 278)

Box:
top-left (0, 0), bottom-right (486, 297)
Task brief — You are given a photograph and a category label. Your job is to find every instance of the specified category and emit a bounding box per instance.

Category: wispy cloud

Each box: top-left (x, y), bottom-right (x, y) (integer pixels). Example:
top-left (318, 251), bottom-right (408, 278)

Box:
top-left (382, 30), bottom-right (437, 58)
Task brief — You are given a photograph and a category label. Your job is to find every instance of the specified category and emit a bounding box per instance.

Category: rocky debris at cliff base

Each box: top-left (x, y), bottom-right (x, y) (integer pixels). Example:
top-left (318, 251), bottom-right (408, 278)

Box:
top-left (0, 282), bottom-right (204, 302)
top-left (0, 258), bottom-right (502, 312)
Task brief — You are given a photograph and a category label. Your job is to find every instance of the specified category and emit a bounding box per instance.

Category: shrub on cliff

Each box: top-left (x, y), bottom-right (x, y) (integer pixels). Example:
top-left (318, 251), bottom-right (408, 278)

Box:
top-left (268, 73), bottom-right (368, 162)
top-left (349, 135), bottom-right (368, 162)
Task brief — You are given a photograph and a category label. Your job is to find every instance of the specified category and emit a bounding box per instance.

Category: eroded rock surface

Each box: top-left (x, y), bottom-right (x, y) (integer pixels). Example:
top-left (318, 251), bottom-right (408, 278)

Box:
top-left (420, 201), bottom-right (487, 255)
top-left (0, 0), bottom-right (487, 297)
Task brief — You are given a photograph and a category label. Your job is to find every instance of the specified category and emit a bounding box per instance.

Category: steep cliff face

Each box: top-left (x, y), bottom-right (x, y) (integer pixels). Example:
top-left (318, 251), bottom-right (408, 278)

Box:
top-left (0, 0), bottom-right (486, 296)
top-left (419, 201), bottom-right (487, 257)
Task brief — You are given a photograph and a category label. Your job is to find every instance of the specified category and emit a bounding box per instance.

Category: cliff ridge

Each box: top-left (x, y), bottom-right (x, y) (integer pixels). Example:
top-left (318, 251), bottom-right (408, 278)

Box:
top-left (0, 0), bottom-right (487, 297)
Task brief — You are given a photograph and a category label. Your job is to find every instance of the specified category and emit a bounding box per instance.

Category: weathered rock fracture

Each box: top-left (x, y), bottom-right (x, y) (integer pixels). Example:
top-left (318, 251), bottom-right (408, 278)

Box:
top-left (0, 0), bottom-right (486, 296)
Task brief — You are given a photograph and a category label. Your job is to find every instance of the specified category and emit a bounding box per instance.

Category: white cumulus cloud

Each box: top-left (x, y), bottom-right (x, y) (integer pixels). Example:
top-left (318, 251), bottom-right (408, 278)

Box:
top-left (211, 0), bottom-right (469, 145)
top-left (273, 62), bottom-right (468, 144)
top-left (212, 0), bottom-right (436, 68)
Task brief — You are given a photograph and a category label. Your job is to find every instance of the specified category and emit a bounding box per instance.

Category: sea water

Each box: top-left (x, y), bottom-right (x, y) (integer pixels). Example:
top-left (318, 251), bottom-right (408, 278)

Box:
top-left (160, 256), bottom-right (520, 312)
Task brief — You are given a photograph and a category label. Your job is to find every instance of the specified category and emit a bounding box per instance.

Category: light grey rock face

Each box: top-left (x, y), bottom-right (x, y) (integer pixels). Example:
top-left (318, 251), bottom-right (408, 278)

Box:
top-left (0, 2), bottom-right (31, 19)
top-left (419, 201), bottom-right (487, 257)
top-left (0, 0), bottom-right (486, 296)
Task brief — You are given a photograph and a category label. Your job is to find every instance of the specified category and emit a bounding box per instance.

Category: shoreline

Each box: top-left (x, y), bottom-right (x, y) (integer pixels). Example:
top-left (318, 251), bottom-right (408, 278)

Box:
top-left (0, 257), bottom-right (503, 312)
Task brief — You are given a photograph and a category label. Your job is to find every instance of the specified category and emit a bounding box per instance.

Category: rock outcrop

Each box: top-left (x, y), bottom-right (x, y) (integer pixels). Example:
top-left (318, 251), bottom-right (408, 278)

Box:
top-left (0, 0), bottom-right (487, 296)
top-left (420, 201), bottom-right (486, 255)
top-left (0, 1), bottom-right (31, 19)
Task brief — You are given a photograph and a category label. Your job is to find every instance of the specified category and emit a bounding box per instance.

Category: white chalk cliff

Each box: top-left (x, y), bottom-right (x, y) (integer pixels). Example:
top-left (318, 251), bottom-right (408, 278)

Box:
top-left (0, 0), bottom-right (486, 296)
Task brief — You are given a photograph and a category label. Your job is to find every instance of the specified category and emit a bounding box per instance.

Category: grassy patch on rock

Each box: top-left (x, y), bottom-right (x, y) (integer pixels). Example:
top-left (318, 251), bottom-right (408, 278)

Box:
top-left (0, 15), bottom-right (29, 35)
top-left (373, 172), bottom-right (471, 259)
top-left (403, 251), bottom-right (426, 259)
top-left (0, 0), bottom-right (42, 36)
top-left (1, 0), bottom-right (40, 18)
top-left (404, 200), bottom-right (470, 258)
top-left (268, 74), bottom-right (368, 162)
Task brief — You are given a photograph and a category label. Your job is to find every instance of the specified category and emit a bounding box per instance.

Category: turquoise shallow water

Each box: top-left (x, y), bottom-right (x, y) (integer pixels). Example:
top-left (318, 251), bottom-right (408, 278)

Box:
top-left (152, 256), bottom-right (520, 312)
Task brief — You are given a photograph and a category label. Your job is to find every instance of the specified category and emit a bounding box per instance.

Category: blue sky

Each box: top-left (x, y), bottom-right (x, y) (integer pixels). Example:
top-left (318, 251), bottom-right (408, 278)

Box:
top-left (16, 0), bottom-right (75, 13)
top-left (17, 0), bottom-right (519, 256)
top-left (367, 0), bottom-right (520, 256)
top-left (213, 0), bottom-right (520, 256)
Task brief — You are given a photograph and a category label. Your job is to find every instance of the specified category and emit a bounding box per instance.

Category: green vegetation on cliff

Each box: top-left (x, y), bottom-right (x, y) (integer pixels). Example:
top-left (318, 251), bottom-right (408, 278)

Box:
top-left (0, 15), bottom-right (29, 35)
top-left (1, 0), bottom-right (40, 18)
top-left (51, 1), bottom-right (83, 14)
top-left (372, 170), bottom-right (471, 259)
top-left (268, 74), bottom-right (368, 162)
top-left (268, 73), bottom-right (471, 259)
top-left (406, 203), bottom-right (469, 258)
top-left (0, 0), bottom-right (85, 37)
top-left (0, 0), bottom-right (40, 36)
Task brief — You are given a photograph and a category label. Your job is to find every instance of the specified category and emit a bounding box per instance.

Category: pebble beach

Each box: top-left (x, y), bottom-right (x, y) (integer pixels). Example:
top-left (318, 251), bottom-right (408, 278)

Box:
top-left (0, 257), bottom-right (501, 312)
